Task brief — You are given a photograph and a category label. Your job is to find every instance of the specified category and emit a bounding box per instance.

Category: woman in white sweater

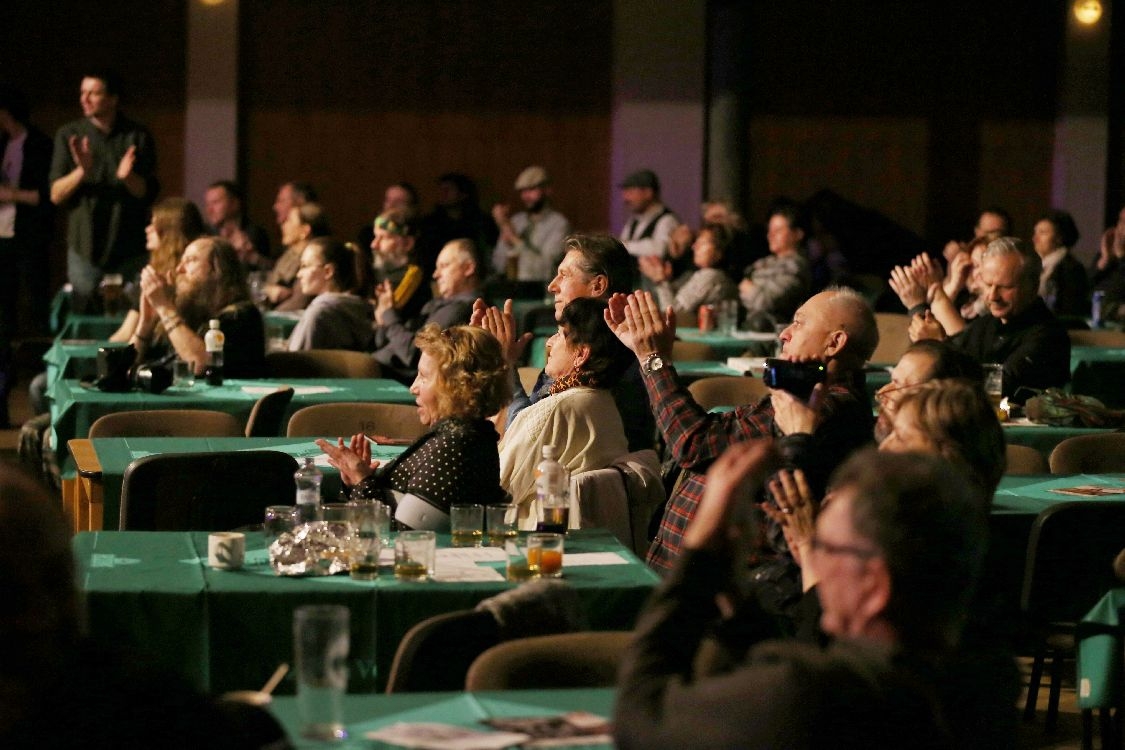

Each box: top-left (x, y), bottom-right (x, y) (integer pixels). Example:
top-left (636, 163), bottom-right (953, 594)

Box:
top-left (499, 297), bottom-right (632, 528)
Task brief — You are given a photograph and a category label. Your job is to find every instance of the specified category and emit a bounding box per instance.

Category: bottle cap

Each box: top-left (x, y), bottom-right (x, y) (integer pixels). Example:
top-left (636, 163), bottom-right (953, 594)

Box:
top-left (541, 445), bottom-right (557, 460)
top-left (209, 319), bottom-right (221, 329)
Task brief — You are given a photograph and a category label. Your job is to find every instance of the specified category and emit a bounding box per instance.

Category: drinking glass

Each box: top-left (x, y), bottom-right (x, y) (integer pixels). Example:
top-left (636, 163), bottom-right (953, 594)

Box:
top-left (982, 363), bottom-right (1004, 417)
top-left (394, 530), bottom-right (435, 581)
top-left (450, 504), bottom-right (484, 547)
top-left (505, 538), bottom-right (536, 582)
top-left (293, 605), bottom-right (349, 741)
top-left (347, 500), bottom-right (383, 580)
top-left (485, 504), bottom-right (518, 547)
top-left (263, 505), bottom-right (299, 543)
top-left (528, 532), bottom-right (564, 578)
top-left (173, 358), bottom-right (196, 389)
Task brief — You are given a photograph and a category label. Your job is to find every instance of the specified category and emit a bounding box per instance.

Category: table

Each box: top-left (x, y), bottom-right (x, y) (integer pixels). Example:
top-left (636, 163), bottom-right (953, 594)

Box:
top-left (268, 688), bottom-right (616, 749)
top-left (1001, 419), bottom-right (1114, 459)
top-left (57, 313), bottom-right (124, 340)
top-left (75, 529), bottom-right (658, 694)
top-left (49, 377), bottom-right (413, 451)
top-left (1077, 588), bottom-right (1125, 714)
top-left (65, 437), bottom-right (408, 532)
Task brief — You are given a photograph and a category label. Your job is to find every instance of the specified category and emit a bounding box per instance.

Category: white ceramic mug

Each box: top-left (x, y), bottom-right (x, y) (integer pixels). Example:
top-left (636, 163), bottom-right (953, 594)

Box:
top-left (208, 531), bottom-right (246, 570)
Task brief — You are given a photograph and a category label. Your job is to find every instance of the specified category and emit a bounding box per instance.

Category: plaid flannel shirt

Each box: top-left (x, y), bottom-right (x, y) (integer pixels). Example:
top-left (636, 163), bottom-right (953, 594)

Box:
top-left (642, 364), bottom-right (873, 573)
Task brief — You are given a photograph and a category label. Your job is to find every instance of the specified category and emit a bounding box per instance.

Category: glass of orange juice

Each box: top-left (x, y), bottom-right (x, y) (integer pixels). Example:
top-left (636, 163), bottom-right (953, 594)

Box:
top-left (527, 533), bottom-right (564, 578)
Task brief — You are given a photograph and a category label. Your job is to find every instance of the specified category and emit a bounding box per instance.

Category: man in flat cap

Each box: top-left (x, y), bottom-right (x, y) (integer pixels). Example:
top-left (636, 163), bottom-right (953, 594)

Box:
top-left (619, 168), bottom-right (679, 260)
top-left (491, 165), bottom-right (571, 282)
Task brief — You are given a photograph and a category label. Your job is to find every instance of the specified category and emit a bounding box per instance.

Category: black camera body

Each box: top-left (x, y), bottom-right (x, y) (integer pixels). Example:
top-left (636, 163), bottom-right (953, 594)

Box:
top-left (761, 358), bottom-right (826, 400)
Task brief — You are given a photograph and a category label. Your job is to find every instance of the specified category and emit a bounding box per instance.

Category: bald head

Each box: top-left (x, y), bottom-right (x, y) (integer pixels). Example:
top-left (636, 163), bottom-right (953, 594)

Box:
top-left (778, 288), bottom-right (878, 372)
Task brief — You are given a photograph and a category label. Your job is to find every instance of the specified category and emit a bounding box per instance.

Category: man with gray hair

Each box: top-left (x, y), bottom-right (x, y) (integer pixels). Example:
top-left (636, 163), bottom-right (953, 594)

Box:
top-left (945, 237), bottom-right (1069, 395)
top-left (606, 286), bottom-right (878, 573)
top-left (491, 165), bottom-right (571, 282)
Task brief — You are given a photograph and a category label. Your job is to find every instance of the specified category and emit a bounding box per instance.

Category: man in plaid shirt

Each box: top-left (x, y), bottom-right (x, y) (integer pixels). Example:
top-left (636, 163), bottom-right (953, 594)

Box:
top-left (606, 288), bottom-right (878, 574)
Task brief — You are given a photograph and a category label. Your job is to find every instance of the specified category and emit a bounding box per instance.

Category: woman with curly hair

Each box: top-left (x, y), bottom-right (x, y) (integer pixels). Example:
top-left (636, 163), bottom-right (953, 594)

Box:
top-left (499, 297), bottom-right (633, 528)
top-left (319, 324), bottom-right (509, 530)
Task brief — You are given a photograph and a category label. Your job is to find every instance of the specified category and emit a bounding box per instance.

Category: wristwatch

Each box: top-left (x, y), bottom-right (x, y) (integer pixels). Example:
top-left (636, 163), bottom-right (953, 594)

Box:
top-left (642, 352), bottom-right (665, 374)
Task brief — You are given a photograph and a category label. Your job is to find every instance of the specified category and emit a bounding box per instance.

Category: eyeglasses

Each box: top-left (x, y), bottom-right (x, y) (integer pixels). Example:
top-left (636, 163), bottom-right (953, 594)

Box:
top-left (809, 534), bottom-right (878, 561)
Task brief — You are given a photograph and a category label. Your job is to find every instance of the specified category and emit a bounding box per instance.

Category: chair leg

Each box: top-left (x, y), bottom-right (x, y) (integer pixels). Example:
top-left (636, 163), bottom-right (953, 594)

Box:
top-left (1024, 647), bottom-right (1045, 722)
top-left (1096, 707), bottom-right (1113, 750)
top-left (1082, 709), bottom-right (1093, 750)
top-left (1046, 649), bottom-right (1062, 733)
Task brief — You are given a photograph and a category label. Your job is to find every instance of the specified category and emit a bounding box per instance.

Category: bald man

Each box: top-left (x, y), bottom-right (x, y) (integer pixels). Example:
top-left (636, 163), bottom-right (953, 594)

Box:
top-left (606, 287), bottom-right (878, 575)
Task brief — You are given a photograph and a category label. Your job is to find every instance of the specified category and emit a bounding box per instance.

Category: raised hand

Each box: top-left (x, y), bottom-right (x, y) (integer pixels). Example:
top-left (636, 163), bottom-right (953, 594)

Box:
top-left (316, 434), bottom-right (380, 486)
top-left (889, 264), bottom-right (926, 310)
top-left (116, 144), bottom-right (137, 180)
top-left (946, 251), bottom-right (972, 297)
top-left (682, 440), bottom-right (778, 552)
top-left (638, 254), bottom-right (670, 283)
top-left (605, 291), bottom-right (675, 359)
top-left (769, 382), bottom-right (824, 436)
top-left (68, 135), bottom-right (94, 172)
top-left (908, 310), bottom-right (945, 342)
top-left (482, 298), bottom-right (531, 369)
top-left (763, 468), bottom-right (817, 575)
top-left (910, 252), bottom-right (944, 290)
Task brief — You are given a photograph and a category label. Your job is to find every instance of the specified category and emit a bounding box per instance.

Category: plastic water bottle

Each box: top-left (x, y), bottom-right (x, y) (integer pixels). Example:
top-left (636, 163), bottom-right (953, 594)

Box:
top-left (534, 445), bottom-right (569, 533)
top-left (204, 319), bottom-right (225, 386)
top-left (294, 457), bottom-right (323, 523)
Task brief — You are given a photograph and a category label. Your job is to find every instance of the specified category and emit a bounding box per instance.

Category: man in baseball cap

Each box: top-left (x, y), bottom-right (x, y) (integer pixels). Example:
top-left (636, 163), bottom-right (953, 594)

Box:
top-left (491, 165), bottom-right (571, 282)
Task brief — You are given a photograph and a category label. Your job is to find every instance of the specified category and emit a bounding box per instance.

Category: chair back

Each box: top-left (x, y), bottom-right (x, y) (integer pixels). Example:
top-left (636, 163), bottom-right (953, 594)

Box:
top-left (1048, 433), bottom-right (1125, 474)
top-left (570, 450), bottom-right (664, 556)
top-left (1068, 329), bottom-right (1125, 347)
top-left (517, 366), bottom-right (541, 396)
top-left (244, 387), bottom-right (295, 437)
top-left (465, 631), bottom-right (633, 691)
top-left (1020, 501), bottom-right (1125, 626)
top-left (1005, 444), bottom-right (1048, 475)
top-left (265, 349), bottom-right (380, 378)
top-left (687, 375), bottom-right (769, 411)
top-left (871, 313), bottom-right (911, 366)
top-left (287, 402), bottom-right (427, 441)
top-left (89, 409), bottom-right (242, 438)
top-left (384, 610), bottom-right (500, 693)
top-left (671, 340), bottom-right (715, 362)
top-left (119, 451), bottom-right (298, 530)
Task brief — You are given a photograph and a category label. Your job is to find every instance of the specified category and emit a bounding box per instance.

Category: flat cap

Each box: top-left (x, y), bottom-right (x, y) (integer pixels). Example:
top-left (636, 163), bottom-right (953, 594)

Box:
top-left (514, 165), bottom-right (549, 191)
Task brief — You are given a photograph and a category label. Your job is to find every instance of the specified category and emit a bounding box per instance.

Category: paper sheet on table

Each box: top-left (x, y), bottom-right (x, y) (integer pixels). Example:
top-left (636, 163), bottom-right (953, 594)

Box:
top-left (365, 723), bottom-right (529, 750)
top-left (240, 385), bottom-right (334, 395)
top-left (726, 357), bottom-right (767, 373)
top-left (728, 330), bottom-right (779, 341)
top-left (436, 548), bottom-right (507, 564)
top-left (564, 552), bottom-right (628, 566)
top-left (433, 566), bottom-right (506, 582)
top-left (1049, 485), bottom-right (1125, 497)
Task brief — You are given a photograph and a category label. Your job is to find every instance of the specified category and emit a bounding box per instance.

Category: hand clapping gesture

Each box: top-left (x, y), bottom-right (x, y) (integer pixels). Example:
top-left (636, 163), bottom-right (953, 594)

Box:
top-left (474, 298), bottom-right (532, 369)
top-left (604, 291), bottom-right (675, 360)
top-left (317, 434), bottom-right (381, 486)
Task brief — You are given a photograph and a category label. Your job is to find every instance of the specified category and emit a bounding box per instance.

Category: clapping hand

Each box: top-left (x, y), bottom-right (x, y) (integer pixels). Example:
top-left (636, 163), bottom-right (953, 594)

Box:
top-left (763, 469), bottom-right (817, 578)
top-left (116, 145), bottom-right (137, 180)
top-left (888, 264), bottom-right (926, 310)
top-left (480, 298), bottom-right (531, 369)
top-left (68, 135), bottom-right (94, 172)
top-left (604, 291), bottom-right (675, 360)
top-left (317, 434), bottom-right (380, 486)
top-left (682, 440), bottom-right (778, 553)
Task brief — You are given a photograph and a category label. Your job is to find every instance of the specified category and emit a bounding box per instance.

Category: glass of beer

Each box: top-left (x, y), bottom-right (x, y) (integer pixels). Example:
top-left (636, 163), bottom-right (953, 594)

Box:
top-left (485, 504), bottom-right (518, 547)
top-left (505, 538), bottom-right (537, 582)
top-left (982, 363), bottom-right (1004, 418)
top-left (528, 533), bottom-right (564, 578)
top-left (394, 530), bottom-right (435, 581)
top-left (450, 504), bottom-right (484, 547)
top-left (347, 500), bottom-right (383, 580)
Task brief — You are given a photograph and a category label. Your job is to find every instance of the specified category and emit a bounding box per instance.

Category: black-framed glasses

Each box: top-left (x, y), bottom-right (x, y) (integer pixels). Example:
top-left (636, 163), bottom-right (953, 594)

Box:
top-left (809, 534), bottom-right (878, 561)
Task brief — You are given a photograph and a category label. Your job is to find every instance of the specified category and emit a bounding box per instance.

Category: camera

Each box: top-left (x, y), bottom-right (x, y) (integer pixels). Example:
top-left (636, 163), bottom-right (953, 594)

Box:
top-left (761, 358), bottom-right (826, 400)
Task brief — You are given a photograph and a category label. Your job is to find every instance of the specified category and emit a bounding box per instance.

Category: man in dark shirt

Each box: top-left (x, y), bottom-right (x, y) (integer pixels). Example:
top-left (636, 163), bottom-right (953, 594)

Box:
top-left (203, 180), bottom-right (271, 271)
top-left (606, 286), bottom-right (877, 573)
top-left (615, 444), bottom-right (1009, 750)
top-left (49, 70), bottom-right (158, 312)
top-left (949, 237), bottom-right (1070, 396)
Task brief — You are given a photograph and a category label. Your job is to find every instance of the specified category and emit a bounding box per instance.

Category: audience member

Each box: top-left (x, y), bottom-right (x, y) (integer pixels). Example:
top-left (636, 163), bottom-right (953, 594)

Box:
top-left (417, 173), bottom-right (497, 277)
top-left (263, 201), bottom-right (330, 311)
top-left (370, 208), bottom-right (431, 326)
top-left (605, 287), bottom-right (877, 573)
top-left (271, 179), bottom-right (316, 229)
top-left (491, 166), bottom-right (571, 282)
top-left (739, 201), bottom-right (812, 328)
top-left (287, 238), bottom-right (373, 351)
top-left (477, 233), bottom-right (656, 452)
top-left (108, 197), bottom-right (206, 343)
top-left (204, 180), bottom-right (272, 271)
top-left (639, 223), bottom-right (738, 316)
top-left (320, 324), bottom-right (509, 530)
top-left (1032, 209), bottom-right (1088, 317)
top-left (1092, 205), bottom-right (1125, 323)
top-left (129, 236), bottom-right (265, 378)
top-left (943, 206), bottom-right (1012, 262)
top-left (619, 169), bottom-right (679, 263)
top-left (499, 298), bottom-right (632, 528)
top-left (371, 238), bottom-right (480, 382)
top-left (616, 443), bottom-right (1006, 750)
top-left (912, 237), bottom-right (1070, 396)
top-left (0, 465), bottom-right (281, 749)
top-left (873, 340), bottom-right (983, 442)
top-left (356, 181), bottom-right (419, 250)
top-left (0, 86), bottom-right (52, 426)
top-left (49, 70), bottom-right (158, 312)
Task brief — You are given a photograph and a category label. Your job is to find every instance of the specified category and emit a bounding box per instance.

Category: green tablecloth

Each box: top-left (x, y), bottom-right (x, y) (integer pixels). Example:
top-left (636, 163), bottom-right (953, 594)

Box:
top-left (89, 437), bottom-right (408, 529)
top-left (44, 339), bottom-right (129, 387)
top-left (1077, 588), bottom-right (1125, 711)
top-left (1001, 421), bottom-right (1114, 458)
top-left (58, 314), bottom-right (125, 340)
top-left (75, 529), bottom-right (658, 694)
top-left (269, 688), bottom-right (616, 749)
top-left (49, 377), bottom-right (413, 450)
top-left (677, 328), bottom-right (776, 358)
top-left (992, 474), bottom-right (1125, 516)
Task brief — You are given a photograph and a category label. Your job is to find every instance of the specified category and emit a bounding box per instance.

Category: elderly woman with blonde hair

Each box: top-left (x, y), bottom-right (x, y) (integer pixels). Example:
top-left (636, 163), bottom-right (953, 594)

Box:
top-left (319, 324), bottom-right (510, 530)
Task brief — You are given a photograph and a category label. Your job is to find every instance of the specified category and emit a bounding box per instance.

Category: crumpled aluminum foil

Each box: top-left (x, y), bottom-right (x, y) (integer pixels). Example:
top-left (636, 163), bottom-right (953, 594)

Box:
top-left (269, 521), bottom-right (351, 576)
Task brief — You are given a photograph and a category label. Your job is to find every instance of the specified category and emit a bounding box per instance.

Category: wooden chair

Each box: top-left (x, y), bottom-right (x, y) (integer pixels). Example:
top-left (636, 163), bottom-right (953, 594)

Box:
top-left (1048, 433), bottom-right (1125, 474)
top-left (89, 409), bottom-right (242, 438)
top-left (264, 349), bottom-right (380, 378)
top-left (244, 386), bottom-right (295, 437)
top-left (1005, 444), bottom-right (1048, 475)
top-left (871, 312), bottom-right (911, 366)
top-left (286, 402), bottom-right (426, 441)
top-left (384, 610), bottom-right (501, 693)
top-left (465, 631), bottom-right (633, 691)
top-left (119, 450), bottom-right (298, 530)
top-left (517, 366), bottom-right (541, 395)
top-left (687, 375), bottom-right (769, 411)
top-left (1019, 502), bottom-right (1125, 734)
top-left (671, 340), bottom-right (715, 362)
top-left (1068, 329), bottom-right (1125, 347)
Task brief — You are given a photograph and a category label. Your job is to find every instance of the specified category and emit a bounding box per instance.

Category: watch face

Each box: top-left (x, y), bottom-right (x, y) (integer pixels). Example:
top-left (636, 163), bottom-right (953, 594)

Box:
top-left (647, 354), bottom-right (664, 372)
